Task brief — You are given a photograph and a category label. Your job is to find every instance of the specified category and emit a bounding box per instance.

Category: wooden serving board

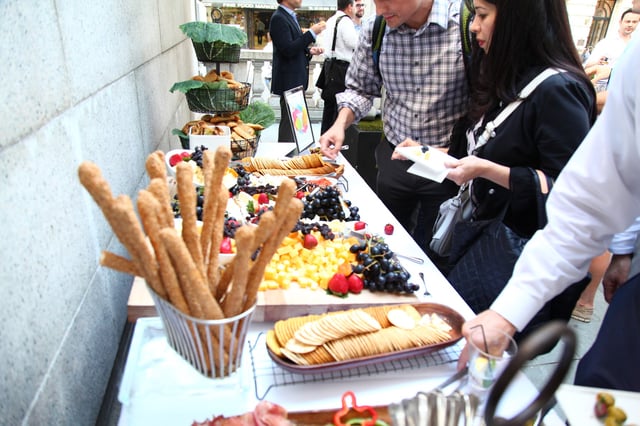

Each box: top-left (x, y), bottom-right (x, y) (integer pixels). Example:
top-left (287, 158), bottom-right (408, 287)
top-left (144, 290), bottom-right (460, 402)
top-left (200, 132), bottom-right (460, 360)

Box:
top-left (128, 277), bottom-right (419, 323)
top-left (287, 406), bottom-right (391, 425)
top-left (254, 287), bottom-right (420, 322)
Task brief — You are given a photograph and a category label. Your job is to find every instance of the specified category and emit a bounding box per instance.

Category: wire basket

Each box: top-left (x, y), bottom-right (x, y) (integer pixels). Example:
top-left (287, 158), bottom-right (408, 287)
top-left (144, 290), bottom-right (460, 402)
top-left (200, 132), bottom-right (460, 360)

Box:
top-left (185, 83), bottom-right (251, 114)
top-left (231, 135), bottom-right (259, 160)
top-left (191, 41), bottom-right (242, 63)
top-left (148, 286), bottom-right (256, 379)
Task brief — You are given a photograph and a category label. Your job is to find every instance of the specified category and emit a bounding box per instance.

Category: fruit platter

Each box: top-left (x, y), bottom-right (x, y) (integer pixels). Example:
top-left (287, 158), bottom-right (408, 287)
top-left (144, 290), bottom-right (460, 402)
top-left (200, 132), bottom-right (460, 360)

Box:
top-left (129, 148), bottom-right (424, 322)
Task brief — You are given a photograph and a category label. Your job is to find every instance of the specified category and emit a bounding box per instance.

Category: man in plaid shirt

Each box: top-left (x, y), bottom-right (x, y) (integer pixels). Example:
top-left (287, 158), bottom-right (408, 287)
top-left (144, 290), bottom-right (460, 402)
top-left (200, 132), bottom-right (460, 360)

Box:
top-left (320, 0), bottom-right (469, 264)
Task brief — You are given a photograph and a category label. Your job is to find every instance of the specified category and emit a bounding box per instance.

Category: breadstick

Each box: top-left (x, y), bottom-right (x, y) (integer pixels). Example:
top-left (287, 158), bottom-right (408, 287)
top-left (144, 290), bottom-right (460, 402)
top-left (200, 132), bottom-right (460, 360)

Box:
top-left (112, 195), bottom-right (166, 298)
top-left (244, 198), bottom-right (303, 311)
top-left (145, 151), bottom-right (167, 181)
top-left (215, 210), bottom-right (276, 302)
top-left (221, 225), bottom-right (255, 317)
top-left (147, 178), bottom-right (174, 229)
top-left (100, 251), bottom-right (141, 276)
top-left (176, 163), bottom-right (205, 276)
top-left (159, 227), bottom-right (232, 369)
top-left (158, 228), bottom-right (225, 320)
top-left (137, 190), bottom-right (190, 314)
top-left (78, 161), bottom-right (115, 213)
top-left (250, 210), bottom-right (277, 252)
top-left (78, 162), bottom-right (165, 298)
top-left (206, 185), bottom-right (229, 294)
top-left (272, 178), bottom-right (296, 218)
top-left (201, 147), bottom-right (232, 264)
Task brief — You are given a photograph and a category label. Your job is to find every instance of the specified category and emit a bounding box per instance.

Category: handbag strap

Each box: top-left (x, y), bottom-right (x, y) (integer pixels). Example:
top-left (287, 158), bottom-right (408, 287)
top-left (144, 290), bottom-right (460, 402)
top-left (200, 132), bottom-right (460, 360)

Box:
top-left (476, 68), bottom-right (566, 149)
top-left (330, 15), bottom-right (349, 54)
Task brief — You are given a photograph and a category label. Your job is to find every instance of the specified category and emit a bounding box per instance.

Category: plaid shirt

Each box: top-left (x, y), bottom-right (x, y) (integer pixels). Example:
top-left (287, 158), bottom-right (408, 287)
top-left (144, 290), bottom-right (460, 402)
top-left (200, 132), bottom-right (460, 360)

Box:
top-left (337, 0), bottom-right (469, 147)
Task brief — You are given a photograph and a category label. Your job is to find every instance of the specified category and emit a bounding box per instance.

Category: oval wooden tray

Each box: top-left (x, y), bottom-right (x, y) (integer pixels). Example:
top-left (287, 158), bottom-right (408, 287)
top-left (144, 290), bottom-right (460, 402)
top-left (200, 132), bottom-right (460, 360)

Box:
top-left (267, 302), bottom-right (464, 374)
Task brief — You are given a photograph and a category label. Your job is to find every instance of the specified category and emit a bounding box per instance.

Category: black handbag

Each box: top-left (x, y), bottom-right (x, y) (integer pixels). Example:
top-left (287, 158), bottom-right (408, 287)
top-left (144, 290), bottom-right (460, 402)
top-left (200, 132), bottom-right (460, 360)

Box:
top-left (316, 15), bottom-right (350, 100)
top-left (447, 168), bottom-right (590, 347)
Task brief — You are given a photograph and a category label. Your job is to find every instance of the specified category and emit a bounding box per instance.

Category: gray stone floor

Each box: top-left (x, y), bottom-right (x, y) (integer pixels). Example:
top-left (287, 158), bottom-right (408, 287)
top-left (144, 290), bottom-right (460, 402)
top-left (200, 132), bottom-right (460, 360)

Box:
top-left (523, 285), bottom-right (606, 389)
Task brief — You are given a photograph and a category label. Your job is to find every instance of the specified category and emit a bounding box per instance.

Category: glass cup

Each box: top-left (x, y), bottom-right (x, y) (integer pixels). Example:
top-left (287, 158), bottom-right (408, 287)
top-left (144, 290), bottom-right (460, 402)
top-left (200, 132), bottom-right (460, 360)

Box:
top-left (467, 326), bottom-right (518, 400)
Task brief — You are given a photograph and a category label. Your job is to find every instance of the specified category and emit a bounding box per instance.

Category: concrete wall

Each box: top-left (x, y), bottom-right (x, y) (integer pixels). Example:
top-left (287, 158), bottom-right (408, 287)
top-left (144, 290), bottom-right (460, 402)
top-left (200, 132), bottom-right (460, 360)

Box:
top-left (0, 0), bottom-right (196, 423)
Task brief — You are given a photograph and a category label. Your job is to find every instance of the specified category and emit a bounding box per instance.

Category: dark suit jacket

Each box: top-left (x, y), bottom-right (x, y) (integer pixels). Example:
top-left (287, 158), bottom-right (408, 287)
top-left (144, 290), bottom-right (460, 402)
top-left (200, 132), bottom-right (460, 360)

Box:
top-left (269, 6), bottom-right (316, 95)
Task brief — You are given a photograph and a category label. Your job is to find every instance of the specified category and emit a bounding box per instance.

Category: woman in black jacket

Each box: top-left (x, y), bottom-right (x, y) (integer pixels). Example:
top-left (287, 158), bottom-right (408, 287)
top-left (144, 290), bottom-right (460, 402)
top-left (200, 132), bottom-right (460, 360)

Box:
top-left (394, 0), bottom-right (596, 335)
top-left (446, 0), bottom-right (597, 236)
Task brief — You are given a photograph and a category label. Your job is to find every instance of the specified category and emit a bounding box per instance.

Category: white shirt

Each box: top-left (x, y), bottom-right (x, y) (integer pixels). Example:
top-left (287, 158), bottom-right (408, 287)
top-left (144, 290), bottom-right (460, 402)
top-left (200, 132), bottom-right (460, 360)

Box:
top-left (491, 37), bottom-right (640, 331)
top-left (319, 11), bottom-right (358, 63)
top-left (585, 32), bottom-right (631, 68)
top-left (609, 217), bottom-right (640, 254)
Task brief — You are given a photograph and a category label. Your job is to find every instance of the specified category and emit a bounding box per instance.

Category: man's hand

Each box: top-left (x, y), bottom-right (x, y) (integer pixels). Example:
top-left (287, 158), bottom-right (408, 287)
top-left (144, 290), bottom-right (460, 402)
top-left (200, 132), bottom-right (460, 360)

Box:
top-left (311, 21), bottom-right (326, 36)
top-left (310, 46), bottom-right (324, 56)
top-left (319, 124), bottom-right (345, 160)
top-left (457, 310), bottom-right (517, 371)
top-left (603, 254), bottom-right (632, 303)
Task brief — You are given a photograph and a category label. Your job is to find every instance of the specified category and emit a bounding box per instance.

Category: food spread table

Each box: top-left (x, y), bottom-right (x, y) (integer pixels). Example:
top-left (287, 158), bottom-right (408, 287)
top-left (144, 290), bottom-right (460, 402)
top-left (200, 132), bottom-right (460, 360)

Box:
top-left (119, 143), bottom-right (565, 425)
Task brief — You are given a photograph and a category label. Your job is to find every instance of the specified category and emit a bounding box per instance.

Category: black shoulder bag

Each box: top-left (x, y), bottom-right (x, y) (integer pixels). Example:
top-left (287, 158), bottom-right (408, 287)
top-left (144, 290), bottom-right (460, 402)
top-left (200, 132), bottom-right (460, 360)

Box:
top-left (316, 15), bottom-right (350, 100)
top-left (447, 168), bottom-right (590, 348)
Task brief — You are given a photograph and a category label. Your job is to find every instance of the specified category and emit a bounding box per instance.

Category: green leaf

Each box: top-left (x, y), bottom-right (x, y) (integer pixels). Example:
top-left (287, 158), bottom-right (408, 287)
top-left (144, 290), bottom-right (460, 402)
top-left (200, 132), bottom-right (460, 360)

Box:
top-left (169, 79), bottom-right (229, 94)
top-left (179, 22), bottom-right (248, 45)
top-left (247, 200), bottom-right (256, 215)
top-left (239, 101), bottom-right (276, 129)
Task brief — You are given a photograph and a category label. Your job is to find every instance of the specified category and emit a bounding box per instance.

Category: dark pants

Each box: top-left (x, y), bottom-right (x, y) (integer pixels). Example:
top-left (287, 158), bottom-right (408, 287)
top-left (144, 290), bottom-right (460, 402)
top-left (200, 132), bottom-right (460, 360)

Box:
top-left (321, 95), bottom-right (338, 134)
top-left (375, 139), bottom-right (458, 269)
top-left (574, 272), bottom-right (640, 392)
top-left (278, 96), bottom-right (294, 143)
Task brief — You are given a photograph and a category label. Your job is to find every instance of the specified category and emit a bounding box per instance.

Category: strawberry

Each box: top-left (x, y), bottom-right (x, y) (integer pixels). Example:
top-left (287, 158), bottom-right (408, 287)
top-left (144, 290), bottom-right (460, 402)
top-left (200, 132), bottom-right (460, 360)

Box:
top-left (295, 191), bottom-right (305, 199)
top-left (169, 154), bottom-right (183, 167)
top-left (303, 234), bottom-right (318, 250)
top-left (180, 151), bottom-right (191, 160)
top-left (328, 273), bottom-right (349, 296)
top-left (384, 223), bottom-right (395, 235)
top-left (257, 193), bottom-right (269, 205)
top-left (353, 221), bottom-right (367, 231)
top-left (347, 274), bottom-right (364, 294)
top-left (220, 237), bottom-right (233, 254)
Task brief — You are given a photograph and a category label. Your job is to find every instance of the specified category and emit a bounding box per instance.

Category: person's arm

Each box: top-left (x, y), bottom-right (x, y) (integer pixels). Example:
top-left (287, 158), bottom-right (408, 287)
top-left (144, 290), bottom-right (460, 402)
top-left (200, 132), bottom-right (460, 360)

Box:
top-left (269, 13), bottom-right (319, 59)
top-left (584, 39), bottom-right (608, 67)
top-left (603, 217), bottom-right (640, 301)
top-left (319, 18), bottom-right (378, 158)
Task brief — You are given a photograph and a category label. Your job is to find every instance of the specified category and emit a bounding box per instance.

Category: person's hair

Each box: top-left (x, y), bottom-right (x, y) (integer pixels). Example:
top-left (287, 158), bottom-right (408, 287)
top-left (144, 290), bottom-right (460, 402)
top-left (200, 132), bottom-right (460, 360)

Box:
top-left (338, 0), bottom-right (354, 11)
top-left (621, 8), bottom-right (639, 21)
top-left (468, 0), bottom-right (596, 123)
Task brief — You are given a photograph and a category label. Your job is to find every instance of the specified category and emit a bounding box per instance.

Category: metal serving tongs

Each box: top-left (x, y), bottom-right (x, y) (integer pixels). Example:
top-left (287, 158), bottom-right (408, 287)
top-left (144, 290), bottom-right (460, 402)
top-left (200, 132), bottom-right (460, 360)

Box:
top-left (388, 367), bottom-right (470, 426)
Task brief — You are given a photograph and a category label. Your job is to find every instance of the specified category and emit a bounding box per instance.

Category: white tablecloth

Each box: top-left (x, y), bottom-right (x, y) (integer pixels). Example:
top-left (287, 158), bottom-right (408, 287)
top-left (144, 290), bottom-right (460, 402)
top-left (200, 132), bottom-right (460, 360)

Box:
top-left (118, 149), bottom-right (564, 425)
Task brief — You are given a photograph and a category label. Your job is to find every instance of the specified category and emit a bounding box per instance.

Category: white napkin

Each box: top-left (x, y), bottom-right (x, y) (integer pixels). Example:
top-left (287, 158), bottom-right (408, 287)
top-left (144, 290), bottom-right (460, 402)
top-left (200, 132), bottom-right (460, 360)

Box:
top-left (395, 146), bottom-right (455, 183)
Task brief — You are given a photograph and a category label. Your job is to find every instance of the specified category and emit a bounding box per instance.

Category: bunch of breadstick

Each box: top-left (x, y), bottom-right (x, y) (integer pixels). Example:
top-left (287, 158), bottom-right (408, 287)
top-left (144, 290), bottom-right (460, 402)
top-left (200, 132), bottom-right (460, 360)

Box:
top-left (78, 146), bottom-right (303, 321)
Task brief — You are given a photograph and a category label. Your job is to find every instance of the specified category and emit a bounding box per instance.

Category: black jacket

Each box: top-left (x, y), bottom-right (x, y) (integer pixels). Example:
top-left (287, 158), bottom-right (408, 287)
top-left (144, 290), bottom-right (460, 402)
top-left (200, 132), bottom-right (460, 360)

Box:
top-left (269, 6), bottom-right (316, 95)
top-left (471, 69), bottom-right (595, 237)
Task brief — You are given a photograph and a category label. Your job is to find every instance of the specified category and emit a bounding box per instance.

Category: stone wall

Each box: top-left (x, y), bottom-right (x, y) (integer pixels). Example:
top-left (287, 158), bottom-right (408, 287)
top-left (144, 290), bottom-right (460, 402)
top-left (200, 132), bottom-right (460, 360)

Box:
top-left (0, 1), bottom-right (195, 423)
